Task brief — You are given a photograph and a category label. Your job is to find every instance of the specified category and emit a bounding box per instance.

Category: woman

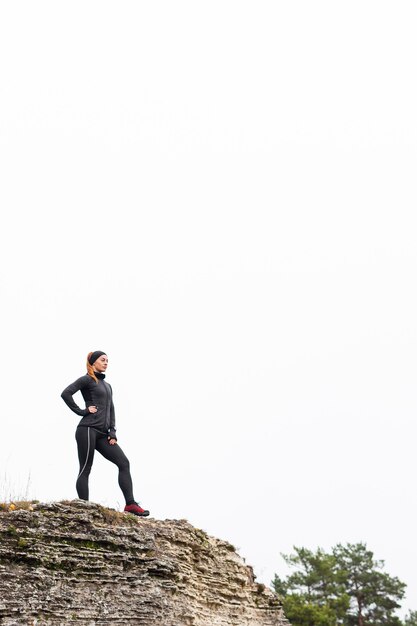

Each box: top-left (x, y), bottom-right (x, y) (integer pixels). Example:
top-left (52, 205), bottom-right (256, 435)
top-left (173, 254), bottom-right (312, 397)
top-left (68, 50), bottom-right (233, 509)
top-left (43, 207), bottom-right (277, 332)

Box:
top-left (61, 350), bottom-right (149, 517)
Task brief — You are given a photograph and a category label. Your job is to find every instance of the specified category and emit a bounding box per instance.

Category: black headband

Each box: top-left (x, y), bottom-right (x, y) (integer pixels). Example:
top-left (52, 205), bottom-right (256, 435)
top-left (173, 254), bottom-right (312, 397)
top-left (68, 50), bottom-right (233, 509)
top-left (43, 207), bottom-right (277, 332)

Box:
top-left (88, 351), bottom-right (107, 365)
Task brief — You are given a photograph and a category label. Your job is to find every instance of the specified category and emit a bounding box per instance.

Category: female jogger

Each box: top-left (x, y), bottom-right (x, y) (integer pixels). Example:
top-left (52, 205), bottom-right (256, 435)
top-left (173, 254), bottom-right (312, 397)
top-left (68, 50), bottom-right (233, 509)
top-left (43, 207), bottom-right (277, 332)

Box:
top-left (61, 350), bottom-right (149, 516)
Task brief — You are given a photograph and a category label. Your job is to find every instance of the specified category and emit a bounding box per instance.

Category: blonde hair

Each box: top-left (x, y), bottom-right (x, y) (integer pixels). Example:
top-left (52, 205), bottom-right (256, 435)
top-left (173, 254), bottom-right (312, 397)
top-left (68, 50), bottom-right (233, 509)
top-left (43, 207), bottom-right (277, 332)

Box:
top-left (86, 352), bottom-right (99, 383)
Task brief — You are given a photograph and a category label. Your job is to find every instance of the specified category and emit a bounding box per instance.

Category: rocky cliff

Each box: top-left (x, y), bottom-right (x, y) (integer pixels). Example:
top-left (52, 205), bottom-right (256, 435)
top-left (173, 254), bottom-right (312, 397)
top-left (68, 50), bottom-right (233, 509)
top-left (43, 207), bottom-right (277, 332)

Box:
top-left (0, 500), bottom-right (289, 626)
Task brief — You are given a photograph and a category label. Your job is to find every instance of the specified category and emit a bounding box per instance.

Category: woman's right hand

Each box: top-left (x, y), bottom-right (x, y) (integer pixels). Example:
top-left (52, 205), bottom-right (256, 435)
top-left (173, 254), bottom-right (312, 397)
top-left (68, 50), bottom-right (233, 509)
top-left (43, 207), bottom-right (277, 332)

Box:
top-left (87, 405), bottom-right (97, 414)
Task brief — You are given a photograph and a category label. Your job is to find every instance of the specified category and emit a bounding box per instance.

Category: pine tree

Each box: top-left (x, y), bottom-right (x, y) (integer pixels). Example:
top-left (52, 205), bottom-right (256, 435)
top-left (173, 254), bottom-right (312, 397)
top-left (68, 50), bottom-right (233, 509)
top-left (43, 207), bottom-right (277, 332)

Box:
top-left (272, 543), bottom-right (407, 626)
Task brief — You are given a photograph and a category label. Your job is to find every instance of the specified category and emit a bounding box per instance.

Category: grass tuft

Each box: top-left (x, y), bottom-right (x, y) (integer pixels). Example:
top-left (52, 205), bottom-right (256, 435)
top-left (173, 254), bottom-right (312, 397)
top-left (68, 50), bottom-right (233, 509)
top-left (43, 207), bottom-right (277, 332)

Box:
top-left (0, 500), bottom-right (39, 512)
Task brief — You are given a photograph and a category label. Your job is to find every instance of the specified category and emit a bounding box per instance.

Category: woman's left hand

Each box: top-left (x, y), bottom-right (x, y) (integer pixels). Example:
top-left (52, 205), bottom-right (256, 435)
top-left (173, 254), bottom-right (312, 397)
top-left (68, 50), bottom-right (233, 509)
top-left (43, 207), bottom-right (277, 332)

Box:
top-left (108, 438), bottom-right (117, 445)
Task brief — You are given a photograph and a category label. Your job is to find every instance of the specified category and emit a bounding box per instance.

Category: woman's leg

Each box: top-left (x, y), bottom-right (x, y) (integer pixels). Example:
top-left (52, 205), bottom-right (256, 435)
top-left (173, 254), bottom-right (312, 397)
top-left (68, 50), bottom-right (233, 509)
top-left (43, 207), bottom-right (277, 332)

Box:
top-left (95, 437), bottom-right (135, 504)
top-left (75, 426), bottom-right (96, 500)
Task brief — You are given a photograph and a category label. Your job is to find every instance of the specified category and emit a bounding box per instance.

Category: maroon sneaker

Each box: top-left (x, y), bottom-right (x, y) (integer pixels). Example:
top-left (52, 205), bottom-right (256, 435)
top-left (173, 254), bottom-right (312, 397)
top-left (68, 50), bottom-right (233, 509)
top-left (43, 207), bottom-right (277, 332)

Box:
top-left (124, 502), bottom-right (150, 517)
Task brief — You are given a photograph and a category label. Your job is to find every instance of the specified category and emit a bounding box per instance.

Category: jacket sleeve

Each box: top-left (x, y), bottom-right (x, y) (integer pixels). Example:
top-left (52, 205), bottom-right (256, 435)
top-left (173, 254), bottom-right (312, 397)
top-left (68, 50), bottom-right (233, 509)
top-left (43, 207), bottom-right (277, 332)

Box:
top-left (61, 376), bottom-right (90, 417)
top-left (108, 385), bottom-right (117, 440)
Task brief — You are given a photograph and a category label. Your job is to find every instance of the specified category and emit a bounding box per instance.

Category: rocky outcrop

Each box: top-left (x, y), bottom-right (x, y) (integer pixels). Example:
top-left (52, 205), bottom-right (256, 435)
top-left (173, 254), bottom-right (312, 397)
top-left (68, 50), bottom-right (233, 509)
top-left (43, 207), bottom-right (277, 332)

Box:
top-left (0, 500), bottom-right (289, 626)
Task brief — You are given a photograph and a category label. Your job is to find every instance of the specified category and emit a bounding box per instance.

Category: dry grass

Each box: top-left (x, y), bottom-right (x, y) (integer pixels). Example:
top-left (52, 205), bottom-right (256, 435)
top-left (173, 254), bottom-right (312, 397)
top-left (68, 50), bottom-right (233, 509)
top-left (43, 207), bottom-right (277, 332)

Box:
top-left (57, 500), bottom-right (140, 526)
top-left (0, 471), bottom-right (33, 504)
top-left (0, 500), bottom-right (39, 512)
top-left (97, 504), bottom-right (140, 526)
top-left (0, 495), bottom-right (141, 527)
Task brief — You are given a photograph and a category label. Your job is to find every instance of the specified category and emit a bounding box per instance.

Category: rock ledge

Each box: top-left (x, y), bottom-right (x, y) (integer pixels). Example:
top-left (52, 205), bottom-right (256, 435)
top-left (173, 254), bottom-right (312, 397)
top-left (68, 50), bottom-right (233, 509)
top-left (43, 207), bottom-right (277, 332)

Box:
top-left (0, 500), bottom-right (289, 626)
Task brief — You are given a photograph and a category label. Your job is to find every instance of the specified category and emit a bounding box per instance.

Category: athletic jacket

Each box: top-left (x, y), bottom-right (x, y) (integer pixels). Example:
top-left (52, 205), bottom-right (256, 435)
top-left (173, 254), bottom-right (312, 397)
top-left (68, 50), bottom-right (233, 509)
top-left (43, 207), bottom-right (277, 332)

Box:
top-left (61, 373), bottom-right (117, 440)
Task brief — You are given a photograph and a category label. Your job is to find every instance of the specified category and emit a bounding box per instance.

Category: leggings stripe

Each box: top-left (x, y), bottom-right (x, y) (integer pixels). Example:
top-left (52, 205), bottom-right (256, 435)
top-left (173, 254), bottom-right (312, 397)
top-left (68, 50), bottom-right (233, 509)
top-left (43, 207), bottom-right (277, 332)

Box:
top-left (77, 426), bottom-right (91, 479)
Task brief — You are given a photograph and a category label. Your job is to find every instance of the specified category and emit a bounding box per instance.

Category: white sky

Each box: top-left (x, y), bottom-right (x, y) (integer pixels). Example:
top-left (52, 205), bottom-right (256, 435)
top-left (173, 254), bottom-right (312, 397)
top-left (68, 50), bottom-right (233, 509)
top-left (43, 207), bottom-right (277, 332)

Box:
top-left (1, 0), bottom-right (417, 617)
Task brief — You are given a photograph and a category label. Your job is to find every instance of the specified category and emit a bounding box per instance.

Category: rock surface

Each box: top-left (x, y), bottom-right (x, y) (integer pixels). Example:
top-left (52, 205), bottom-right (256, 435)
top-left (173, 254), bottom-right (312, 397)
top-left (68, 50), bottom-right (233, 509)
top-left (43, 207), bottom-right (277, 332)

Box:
top-left (0, 500), bottom-right (289, 626)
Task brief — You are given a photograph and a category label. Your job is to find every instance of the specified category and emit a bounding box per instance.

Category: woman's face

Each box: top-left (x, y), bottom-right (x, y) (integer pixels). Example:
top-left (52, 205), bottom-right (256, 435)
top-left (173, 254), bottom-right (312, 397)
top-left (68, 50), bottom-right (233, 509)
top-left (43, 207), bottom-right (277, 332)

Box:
top-left (93, 354), bottom-right (108, 373)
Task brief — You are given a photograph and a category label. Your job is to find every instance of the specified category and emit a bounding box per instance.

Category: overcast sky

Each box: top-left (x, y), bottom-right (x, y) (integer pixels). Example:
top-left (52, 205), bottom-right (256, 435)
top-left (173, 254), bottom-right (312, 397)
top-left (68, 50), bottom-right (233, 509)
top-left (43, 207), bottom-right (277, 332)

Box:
top-left (1, 0), bottom-right (417, 617)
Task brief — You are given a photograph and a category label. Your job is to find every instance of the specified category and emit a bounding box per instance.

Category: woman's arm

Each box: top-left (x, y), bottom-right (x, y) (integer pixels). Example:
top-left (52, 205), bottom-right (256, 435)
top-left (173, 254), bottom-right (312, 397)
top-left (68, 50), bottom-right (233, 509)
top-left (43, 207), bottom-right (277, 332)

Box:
top-left (107, 385), bottom-right (117, 441)
top-left (61, 376), bottom-right (90, 416)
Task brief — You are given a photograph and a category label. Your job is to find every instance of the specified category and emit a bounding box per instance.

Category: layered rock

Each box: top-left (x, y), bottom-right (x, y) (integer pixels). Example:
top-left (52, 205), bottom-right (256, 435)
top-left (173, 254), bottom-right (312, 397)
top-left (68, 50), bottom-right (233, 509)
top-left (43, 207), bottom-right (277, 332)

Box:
top-left (0, 500), bottom-right (289, 626)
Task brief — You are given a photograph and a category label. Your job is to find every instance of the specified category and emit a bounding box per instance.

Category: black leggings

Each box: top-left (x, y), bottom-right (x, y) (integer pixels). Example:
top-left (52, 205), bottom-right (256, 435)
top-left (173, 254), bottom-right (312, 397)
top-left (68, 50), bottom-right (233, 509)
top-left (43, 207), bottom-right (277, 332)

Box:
top-left (75, 426), bottom-right (135, 504)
